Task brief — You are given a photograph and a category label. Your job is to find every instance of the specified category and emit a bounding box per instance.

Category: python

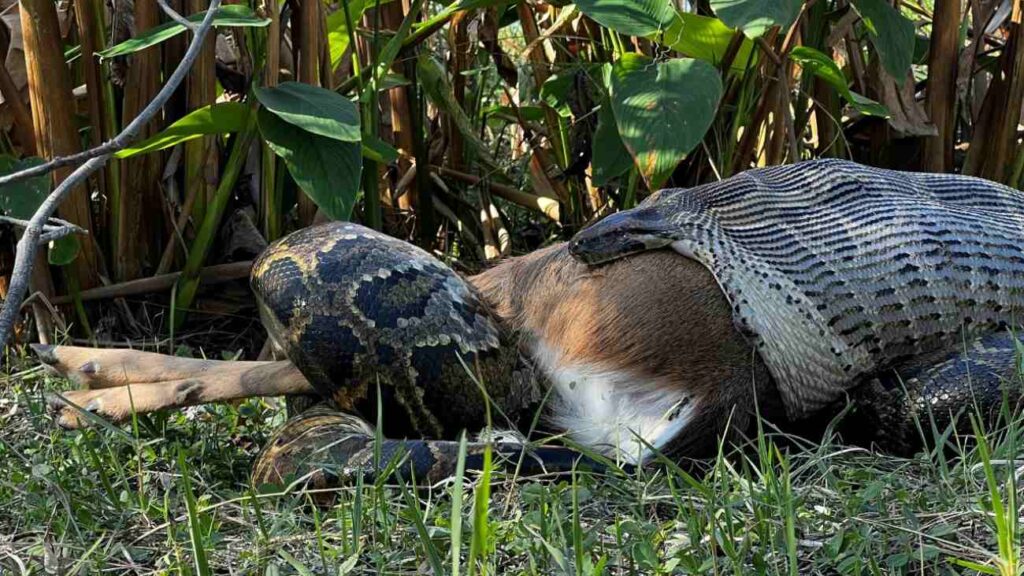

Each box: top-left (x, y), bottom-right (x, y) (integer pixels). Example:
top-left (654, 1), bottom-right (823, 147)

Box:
top-left (40, 159), bottom-right (1024, 486)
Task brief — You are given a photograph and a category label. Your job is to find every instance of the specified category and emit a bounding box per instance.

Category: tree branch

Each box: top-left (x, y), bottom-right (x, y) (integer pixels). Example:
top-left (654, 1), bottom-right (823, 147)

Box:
top-left (0, 0), bottom-right (220, 188)
top-left (0, 0), bottom-right (224, 350)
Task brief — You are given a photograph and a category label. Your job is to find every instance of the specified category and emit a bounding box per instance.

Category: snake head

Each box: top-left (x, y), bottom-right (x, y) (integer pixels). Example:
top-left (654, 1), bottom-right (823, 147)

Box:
top-left (568, 206), bottom-right (678, 265)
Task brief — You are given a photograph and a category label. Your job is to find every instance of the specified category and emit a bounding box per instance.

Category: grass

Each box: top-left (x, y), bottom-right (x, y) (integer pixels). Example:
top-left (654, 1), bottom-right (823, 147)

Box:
top-left (1, 348), bottom-right (1022, 575)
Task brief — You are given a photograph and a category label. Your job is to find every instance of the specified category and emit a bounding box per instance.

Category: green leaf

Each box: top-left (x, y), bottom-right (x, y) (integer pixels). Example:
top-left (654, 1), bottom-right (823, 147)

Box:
top-left (851, 0), bottom-right (915, 80)
top-left (0, 156), bottom-right (48, 219)
top-left (656, 12), bottom-right (756, 71)
top-left (48, 235), bottom-right (80, 266)
top-left (591, 102), bottom-right (633, 186)
top-left (610, 54), bottom-right (722, 189)
top-left (540, 73), bottom-right (574, 116)
top-left (575, 0), bottom-right (676, 37)
top-left (709, 0), bottom-right (800, 38)
top-left (361, 134), bottom-right (399, 164)
top-left (255, 82), bottom-right (361, 142)
top-left (98, 5), bottom-right (270, 59)
top-left (115, 102), bottom-right (250, 159)
top-left (789, 46), bottom-right (890, 117)
top-left (257, 108), bottom-right (362, 221)
top-left (326, 0), bottom-right (390, 70)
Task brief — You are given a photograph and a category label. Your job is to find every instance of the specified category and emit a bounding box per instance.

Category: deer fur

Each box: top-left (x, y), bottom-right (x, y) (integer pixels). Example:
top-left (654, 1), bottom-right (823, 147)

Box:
top-left (42, 242), bottom-right (777, 462)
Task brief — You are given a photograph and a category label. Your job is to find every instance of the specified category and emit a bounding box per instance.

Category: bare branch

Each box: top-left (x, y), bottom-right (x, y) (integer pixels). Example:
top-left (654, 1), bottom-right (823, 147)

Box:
top-left (0, 0), bottom-right (222, 189)
top-left (0, 0), bottom-right (224, 350)
top-left (0, 215), bottom-right (88, 244)
top-left (156, 0), bottom-right (199, 31)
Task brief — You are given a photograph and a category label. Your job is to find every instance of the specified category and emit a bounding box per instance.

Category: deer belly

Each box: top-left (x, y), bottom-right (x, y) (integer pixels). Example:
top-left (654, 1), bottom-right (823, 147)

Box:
top-left (530, 341), bottom-right (696, 464)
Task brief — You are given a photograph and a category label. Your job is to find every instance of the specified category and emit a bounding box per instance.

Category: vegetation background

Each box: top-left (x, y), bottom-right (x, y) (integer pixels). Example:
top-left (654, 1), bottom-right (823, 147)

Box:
top-left (0, 0), bottom-right (1021, 573)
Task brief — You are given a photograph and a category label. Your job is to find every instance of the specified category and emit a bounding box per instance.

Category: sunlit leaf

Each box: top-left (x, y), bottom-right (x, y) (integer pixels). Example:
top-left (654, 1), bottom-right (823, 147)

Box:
top-left (610, 54), bottom-right (722, 189)
top-left (575, 0), bottom-right (675, 37)
top-left (255, 82), bottom-right (361, 142)
top-left (789, 46), bottom-right (890, 117)
top-left (656, 12), bottom-right (756, 72)
top-left (115, 103), bottom-right (250, 158)
top-left (709, 0), bottom-right (800, 38)
top-left (258, 108), bottom-right (362, 221)
top-left (98, 6), bottom-right (270, 59)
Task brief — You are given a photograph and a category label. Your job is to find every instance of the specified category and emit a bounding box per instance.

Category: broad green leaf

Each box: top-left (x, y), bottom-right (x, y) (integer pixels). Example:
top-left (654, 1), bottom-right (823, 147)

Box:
top-left (48, 236), bottom-right (80, 266)
top-left (98, 6), bottom-right (270, 59)
top-left (656, 12), bottom-right (756, 71)
top-left (709, 0), bottom-right (800, 38)
top-left (115, 102), bottom-right (250, 158)
top-left (591, 102), bottom-right (633, 186)
top-left (610, 54), bottom-right (722, 189)
top-left (575, 0), bottom-right (675, 37)
top-left (258, 108), bottom-right (362, 221)
top-left (326, 0), bottom-right (400, 70)
top-left (789, 46), bottom-right (890, 117)
top-left (851, 0), bottom-right (915, 81)
top-left (540, 73), bottom-right (574, 116)
top-left (255, 82), bottom-right (361, 142)
top-left (362, 134), bottom-right (399, 164)
top-left (0, 156), bottom-right (48, 219)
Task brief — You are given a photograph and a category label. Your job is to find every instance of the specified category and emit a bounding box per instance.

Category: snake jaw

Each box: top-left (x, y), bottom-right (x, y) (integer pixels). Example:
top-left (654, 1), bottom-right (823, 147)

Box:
top-left (569, 207), bottom-right (679, 265)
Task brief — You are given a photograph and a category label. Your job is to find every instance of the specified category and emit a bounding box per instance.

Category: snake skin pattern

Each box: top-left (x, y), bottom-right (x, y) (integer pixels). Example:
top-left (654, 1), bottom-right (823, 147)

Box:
top-left (252, 405), bottom-right (609, 490)
top-left (250, 222), bottom-right (597, 484)
top-left (570, 159), bottom-right (1024, 419)
top-left (251, 222), bottom-right (540, 439)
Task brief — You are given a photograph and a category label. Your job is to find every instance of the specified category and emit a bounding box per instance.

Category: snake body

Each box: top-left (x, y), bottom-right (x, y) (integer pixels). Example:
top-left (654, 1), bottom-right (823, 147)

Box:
top-left (251, 161), bottom-right (1024, 487)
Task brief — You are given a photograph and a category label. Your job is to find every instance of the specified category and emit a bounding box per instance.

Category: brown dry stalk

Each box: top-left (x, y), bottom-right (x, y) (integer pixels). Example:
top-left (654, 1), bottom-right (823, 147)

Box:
top-left (116, 0), bottom-right (166, 281)
top-left (19, 0), bottom-right (103, 290)
top-left (294, 0), bottom-right (322, 225)
top-left (923, 0), bottom-right (962, 172)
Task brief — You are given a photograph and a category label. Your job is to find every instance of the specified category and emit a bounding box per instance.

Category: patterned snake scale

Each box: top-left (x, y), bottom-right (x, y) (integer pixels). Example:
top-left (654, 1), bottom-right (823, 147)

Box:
top-left (250, 223), bottom-right (604, 487)
top-left (570, 159), bottom-right (1024, 421)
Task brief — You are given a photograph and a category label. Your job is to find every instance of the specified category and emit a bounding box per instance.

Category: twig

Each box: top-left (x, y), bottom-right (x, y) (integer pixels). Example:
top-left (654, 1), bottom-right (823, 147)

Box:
top-left (0, 215), bottom-right (88, 243)
top-left (0, 0), bottom-right (224, 350)
top-left (50, 261), bottom-right (252, 305)
top-left (156, 0), bottom-right (198, 31)
top-left (0, 0), bottom-right (222, 189)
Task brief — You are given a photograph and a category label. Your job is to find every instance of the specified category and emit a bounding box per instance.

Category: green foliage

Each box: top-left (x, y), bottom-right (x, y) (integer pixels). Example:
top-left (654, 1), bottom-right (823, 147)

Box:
top-left (258, 108), bottom-right (363, 221)
top-left (46, 236), bottom-right (80, 266)
top-left (851, 0), bottom-right (916, 81)
top-left (790, 46), bottom-right (890, 117)
top-left (255, 83), bottom-right (363, 221)
top-left (574, 0), bottom-right (676, 37)
top-left (609, 54), bottom-right (722, 189)
top-left (657, 12), bottom-right (757, 71)
top-left (0, 156), bottom-right (47, 219)
top-left (115, 102), bottom-right (251, 158)
top-left (255, 82), bottom-right (362, 142)
top-left (591, 101), bottom-right (633, 186)
top-left (709, 0), bottom-right (801, 38)
top-left (98, 5), bottom-right (270, 59)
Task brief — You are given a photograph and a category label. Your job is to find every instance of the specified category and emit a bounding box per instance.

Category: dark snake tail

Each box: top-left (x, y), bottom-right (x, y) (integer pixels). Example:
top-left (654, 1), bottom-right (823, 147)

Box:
top-left (252, 408), bottom-right (615, 489)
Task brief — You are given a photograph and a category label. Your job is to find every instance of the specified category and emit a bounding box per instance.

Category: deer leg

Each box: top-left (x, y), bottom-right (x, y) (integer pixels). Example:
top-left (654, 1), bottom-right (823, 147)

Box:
top-left (34, 346), bottom-right (315, 429)
top-left (31, 344), bottom-right (290, 390)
